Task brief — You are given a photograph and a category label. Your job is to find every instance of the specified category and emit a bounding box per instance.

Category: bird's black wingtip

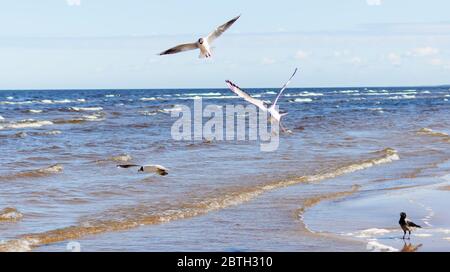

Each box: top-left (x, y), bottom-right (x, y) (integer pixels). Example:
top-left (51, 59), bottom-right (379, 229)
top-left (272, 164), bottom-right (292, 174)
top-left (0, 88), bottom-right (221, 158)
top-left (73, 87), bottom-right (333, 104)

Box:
top-left (225, 80), bottom-right (238, 89)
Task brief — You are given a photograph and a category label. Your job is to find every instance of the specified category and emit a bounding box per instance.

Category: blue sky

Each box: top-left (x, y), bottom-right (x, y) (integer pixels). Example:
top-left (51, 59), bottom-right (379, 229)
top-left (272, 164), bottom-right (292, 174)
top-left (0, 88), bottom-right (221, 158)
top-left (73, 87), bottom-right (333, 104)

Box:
top-left (0, 0), bottom-right (449, 89)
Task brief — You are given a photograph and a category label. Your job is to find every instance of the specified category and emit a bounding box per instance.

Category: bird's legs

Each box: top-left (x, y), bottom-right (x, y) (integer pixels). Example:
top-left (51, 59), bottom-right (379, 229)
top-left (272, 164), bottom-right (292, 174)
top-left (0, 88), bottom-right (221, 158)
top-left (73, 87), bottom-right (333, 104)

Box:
top-left (408, 231), bottom-right (411, 240)
top-left (403, 231), bottom-right (406, 240)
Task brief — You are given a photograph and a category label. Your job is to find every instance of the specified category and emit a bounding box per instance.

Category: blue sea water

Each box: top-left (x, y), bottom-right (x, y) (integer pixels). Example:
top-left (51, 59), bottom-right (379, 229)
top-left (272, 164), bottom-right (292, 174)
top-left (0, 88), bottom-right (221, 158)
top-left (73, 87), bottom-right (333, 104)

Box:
top-left (0, 86), bottom-right (449, 251)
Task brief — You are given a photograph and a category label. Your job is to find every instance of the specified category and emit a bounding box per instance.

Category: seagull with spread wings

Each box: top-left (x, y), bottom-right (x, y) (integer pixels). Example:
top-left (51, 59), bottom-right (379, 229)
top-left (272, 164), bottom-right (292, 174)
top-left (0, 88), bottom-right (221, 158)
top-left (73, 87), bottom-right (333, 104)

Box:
top-left (225, 68), bottom-right (299, 132)
top-left (159, 15), bottom-right (240, 58)
top-left (117, 164), bottom-right (169, 176)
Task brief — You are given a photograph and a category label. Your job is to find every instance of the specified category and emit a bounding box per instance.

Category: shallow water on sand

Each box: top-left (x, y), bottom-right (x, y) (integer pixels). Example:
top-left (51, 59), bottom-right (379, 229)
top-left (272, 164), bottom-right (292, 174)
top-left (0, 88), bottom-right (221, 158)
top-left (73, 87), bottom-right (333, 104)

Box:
top-left (0, 87), bottom-right (449, 251)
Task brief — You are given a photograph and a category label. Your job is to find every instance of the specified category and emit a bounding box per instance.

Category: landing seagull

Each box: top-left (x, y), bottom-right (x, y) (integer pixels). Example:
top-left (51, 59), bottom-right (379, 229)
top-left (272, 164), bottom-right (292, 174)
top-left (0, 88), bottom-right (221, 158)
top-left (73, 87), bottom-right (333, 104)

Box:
top-left (225, 68), bottom-right (299, 132)
top-left (117, 164), bottom-right (169, 176)
top-left (159, 15), bottom-right (240, 58)
top-left (399, 212), bottom-right (422, 239)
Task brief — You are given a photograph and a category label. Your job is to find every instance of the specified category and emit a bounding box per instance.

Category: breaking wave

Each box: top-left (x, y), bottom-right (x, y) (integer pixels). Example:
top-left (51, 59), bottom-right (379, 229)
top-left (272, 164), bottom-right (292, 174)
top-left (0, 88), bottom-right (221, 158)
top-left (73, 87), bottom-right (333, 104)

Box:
top-left (417, 128), bottom-right (450, 142)
top-left (0, 119), bottom-right (53, 130)
top-left (290, 98), bottom-right (313, 103)
top-left (68, 107), bottom-right (103, 112)
top-left (0, 99), bottom-right (85, 105)
top-left (0, 164), bottom-right (63, 181)
top-left (53, 113), bottom-right (105, 124)
top-left (0, 207), bottom-right (23, 222)
top-left (94, 154), bottom-right (133, 165)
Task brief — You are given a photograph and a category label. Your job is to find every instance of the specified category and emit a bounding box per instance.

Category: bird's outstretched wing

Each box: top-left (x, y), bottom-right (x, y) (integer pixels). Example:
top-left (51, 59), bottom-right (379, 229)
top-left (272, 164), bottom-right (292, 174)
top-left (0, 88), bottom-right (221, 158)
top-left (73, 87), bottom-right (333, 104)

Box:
top-left (271, 68), bottom-right (298, 108)
top-left (207, 15), bottom-right (240, 44)
top-left (406, 219), bottom-right (421, 228)
top-left (225, 80), bottom-right (267, 111)
top-left (142, 165), bottom-right (169, 176)
top-left (159, 42), bottom-right (198, 55)
top-left (117, 164), bottom-right (140, 169)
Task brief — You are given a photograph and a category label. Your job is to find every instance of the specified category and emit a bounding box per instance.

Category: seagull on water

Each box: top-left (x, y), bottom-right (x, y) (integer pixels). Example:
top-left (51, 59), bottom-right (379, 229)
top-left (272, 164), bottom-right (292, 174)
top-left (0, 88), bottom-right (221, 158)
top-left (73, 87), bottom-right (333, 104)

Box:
top-left (159, 15), bottom-right (240, 58)
top-left (399, 212), bottom-right (422, 239)
top-left (225, 68), bottom-right (299, 132)
top-left (117, 164), bottom-right (169, 176)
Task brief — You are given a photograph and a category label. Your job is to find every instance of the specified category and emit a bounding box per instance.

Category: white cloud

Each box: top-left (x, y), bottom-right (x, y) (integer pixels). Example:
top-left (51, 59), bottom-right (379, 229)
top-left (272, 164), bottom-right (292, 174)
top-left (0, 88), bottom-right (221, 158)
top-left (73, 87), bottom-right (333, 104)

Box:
top-left (67, 0), bottom-right (81, 6)
top-left (333, 50), bottom-right (351, 58)
top-left (408, 46), bottom-right (439, 57)
top-left (366, 0), bottom-right (382, 6)
top-left (429, 58), bottom-right (443, 66)
top-left (261, 57), bottom-right (276, 65)
top-left (349, 57), bottom-right (362, 66)
top-left (387, 53), bottom-right (401, 66)
top-left (295, 50), bottom-right (309, 60)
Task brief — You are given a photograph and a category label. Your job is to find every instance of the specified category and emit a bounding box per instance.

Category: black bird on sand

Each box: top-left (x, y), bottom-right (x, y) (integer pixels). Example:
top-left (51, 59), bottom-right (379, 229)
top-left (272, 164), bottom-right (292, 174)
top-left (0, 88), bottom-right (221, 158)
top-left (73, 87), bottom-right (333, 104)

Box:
top-left (399, 212), bottom-right (422, 239)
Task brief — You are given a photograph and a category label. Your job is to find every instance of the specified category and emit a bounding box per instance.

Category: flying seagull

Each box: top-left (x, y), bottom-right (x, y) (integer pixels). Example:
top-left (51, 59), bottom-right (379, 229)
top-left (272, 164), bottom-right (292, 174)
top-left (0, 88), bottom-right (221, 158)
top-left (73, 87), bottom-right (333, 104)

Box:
top-left (399, 212), bottom-right (422, 239)
top-left (225, 68), bottom-right (298, 131)
top-left (159, 15), bottom-right (240, 58)
top-left (117, 164), bottom-right (169, 176)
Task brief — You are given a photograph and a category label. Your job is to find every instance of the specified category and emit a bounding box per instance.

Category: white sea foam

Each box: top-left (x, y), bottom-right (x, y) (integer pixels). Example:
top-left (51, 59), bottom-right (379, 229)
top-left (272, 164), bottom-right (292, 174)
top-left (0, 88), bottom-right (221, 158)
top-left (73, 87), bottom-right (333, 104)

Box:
top-left (389, 94), bottom-right (416, 100)
top-left (53, 99), bottom-right (86, 104)
top-left (291, 98), bottom-right (313, 103)
top-left (285, 92), bottom-right (323, 97)
top-left (140, 97), bottom-right (157, 101)
top-left (366, 239), bottom-right (398, 252)
top-left (0, 101), bottom-right (33, 105)
top-left (138, 110), bottom-right (157, 116)
top-left (354, 228), bottom-right (392, 238)
top-left (37, 130), bottom-right (61, 136)
top-left (0, 207), bottom-right (23, 222)
top-left (174, 96), bottom-right (240, 100)
top-left (184, 92), bottom-right (222, 96)
top-left (369, 107), bottom-right (384, 113)
top-left (415, 233), bottom-right (432, 237)
top-left (205, 96), bottom-right (240, 99)
top-left (0, 238), bottom-right (38, 252)
top-left (299, 92), bottom-right (323, 97)
top-left (340, 90), bottom-right (359, 94)
top-left (105, 94), bottom-right (116, 98)
top-left (28, 109), bottom-right (43, 114)
top-left (1, 99), bottom-right (85, 105)
top-left (435, 228), bottom-right (450, 234)
top-left (81, 113), bottom-right (105, 121)
top-left (0, 119), bottom-right (53, 130)
top-left (159, 105), bottom-right (184, 114)
top-left (69, 107), bottom-right (103, 112)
